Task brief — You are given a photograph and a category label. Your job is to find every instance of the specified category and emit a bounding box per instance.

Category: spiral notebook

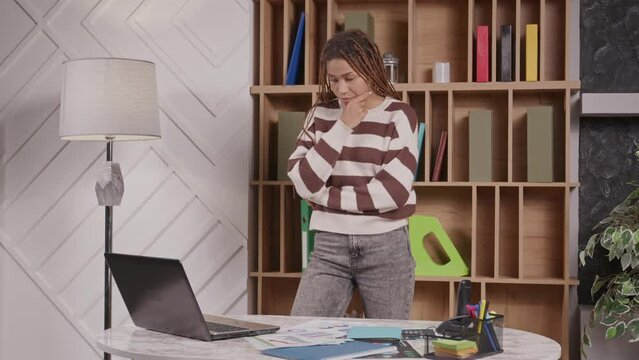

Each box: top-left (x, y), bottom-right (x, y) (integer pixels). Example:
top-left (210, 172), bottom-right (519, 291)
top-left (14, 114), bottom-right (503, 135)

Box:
top-left (262, 340), bottom-right (395, 360)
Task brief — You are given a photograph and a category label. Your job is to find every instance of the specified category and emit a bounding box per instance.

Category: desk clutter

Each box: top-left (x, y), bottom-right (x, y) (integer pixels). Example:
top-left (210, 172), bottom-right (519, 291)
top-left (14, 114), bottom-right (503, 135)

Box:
top-left (247, 313), bottom-right (503, 360)
top-left (423, 300), bottom-right (504, 359)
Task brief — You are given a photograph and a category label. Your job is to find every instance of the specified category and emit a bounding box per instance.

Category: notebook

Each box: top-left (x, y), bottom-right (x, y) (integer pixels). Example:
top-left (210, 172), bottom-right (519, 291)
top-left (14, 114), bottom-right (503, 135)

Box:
top-left (105, 253), bottom-right (279, 341)
top-left (262, 340), bottom-right (395, 360)
top-left (347, 326), bottom-right (403, 340)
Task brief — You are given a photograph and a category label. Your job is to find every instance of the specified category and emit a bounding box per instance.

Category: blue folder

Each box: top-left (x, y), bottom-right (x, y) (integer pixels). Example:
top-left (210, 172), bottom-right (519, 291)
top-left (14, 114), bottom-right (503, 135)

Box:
top-left (286, 13), bottom-right (305, 85)
top-left (262, 340), bottom-right (393, 360)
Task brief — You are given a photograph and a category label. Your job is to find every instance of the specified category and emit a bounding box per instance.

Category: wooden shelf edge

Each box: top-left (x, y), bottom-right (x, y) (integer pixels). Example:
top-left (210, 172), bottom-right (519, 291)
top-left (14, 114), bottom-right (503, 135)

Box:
top-left (250, 81), bottom-right (581, 94)
top-left (252, 180), bottom-right (579, 187)
top-left (250, 272), bottom-right (577, 285)
top-left (250, 272), bottom-right (302, 278)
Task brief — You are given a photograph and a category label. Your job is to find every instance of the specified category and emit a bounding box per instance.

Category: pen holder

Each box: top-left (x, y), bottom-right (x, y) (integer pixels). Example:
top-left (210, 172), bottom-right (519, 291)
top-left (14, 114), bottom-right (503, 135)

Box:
top-left (467, 314), bottom-right (504, 355)
top-left (423, 314), bottom-right (504, 359)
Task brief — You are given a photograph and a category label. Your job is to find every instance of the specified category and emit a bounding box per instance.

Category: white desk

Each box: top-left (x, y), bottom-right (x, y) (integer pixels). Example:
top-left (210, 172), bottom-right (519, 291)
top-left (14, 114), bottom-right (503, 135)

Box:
top-left (96, 315), bottom-right (561, 360)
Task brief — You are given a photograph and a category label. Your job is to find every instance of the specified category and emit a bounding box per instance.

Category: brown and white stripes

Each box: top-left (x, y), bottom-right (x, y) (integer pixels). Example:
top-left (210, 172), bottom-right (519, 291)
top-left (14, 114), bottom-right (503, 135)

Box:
top-left (287, 97), bottom-right (418, 235)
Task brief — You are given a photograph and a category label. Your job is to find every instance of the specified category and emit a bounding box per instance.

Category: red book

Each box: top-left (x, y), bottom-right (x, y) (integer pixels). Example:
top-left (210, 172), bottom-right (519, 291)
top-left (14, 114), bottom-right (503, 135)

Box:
top-left (431, 131), bottom-right (448, 181)
top-left (476, 25), bottom-right (489, 82)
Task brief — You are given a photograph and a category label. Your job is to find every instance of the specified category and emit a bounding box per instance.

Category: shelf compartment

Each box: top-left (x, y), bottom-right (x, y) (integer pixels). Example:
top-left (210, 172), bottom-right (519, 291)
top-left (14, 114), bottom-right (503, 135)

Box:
top-left (408, 91), bottom-right (427, 181)
top-left (262, 93), bottom-right (312, 181)
top-left (260, 276), bottom-right (366, 317)
top-left (283, 0), bottom-right (307, 85)
top-left (249, 185), bottom-right (259, 273)
top-left (306, 0), bottom-right (328, 84)
top-left (282, 185), bottom-right (303, 272)
top-left (522, 187), bottom-right (563, 279)
top-left (453, 280), bottom-right (482, 314)
top-left (259, 185), bottom-right (281, 272)
top-left (511, 89), bottom-right (565, 182)
top-left (412, 0), bottom-right (469, 83)
top-left (428, 91), bottom-right (449, 182)
top-left (472, 0), bottom-right (494, 82)
top-left (414, 187), bottom-right (472, 268)
top-left (475, 186), bottom-right (496, 278)
top-left (411, 281), bottom-right (451, 321)
top-left (495, 0), bottom-right (516, 82)
top-left (485, 283), bottom-right (564, 347)
top-left (518, 0), bottom-right (540, 81)
top-left (497, 187), bottom-right (519, 278)
top-left (260, 0), bottom-right (285, 85)
top-left (330, 0), bottom-right (409, 83)
top-left (451, 91), bottom-right (508, 182)
top-left (261, 277), bottom-right (299, 314)
top-left (541, 0), bottom-right (566, 81)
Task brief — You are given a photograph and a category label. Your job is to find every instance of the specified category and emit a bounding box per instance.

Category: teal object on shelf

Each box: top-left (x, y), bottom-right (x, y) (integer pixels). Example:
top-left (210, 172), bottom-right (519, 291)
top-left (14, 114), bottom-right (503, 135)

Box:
top-left (409, 215), bottom-right (469, 276)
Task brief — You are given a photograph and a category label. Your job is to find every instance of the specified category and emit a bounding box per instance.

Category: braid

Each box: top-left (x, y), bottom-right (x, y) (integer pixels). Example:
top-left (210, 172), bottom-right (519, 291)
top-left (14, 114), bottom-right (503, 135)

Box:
top-left (317, 29), bottom-right (399, 104)
top-left (305, 29), bottom-right (400, 143)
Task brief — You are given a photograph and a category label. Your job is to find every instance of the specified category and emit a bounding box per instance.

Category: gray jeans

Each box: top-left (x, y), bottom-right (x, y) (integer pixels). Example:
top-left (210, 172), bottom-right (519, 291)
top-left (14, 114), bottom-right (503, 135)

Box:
top-left (291, 226), bottom-right (416, 319)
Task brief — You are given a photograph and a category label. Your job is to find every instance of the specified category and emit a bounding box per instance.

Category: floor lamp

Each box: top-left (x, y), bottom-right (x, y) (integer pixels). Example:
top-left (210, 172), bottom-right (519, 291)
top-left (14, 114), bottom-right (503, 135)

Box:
top-left (58, 58), bottom-right (161, 360)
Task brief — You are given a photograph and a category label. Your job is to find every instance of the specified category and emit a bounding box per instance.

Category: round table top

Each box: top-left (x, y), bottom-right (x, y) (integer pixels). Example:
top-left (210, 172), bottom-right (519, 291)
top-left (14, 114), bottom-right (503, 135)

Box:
top-left (96, 314), bottom-right (561, 360)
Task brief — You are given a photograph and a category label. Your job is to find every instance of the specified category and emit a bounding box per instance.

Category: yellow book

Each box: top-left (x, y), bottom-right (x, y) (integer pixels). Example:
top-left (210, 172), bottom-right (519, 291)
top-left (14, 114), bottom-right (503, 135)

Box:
top-left (526, 24), bottom-right (539, 81)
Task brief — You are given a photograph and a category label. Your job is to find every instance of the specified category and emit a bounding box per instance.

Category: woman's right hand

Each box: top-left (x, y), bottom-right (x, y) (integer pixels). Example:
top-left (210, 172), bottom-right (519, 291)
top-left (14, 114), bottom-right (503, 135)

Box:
top-left (340, 91), bottom-right (371, 128)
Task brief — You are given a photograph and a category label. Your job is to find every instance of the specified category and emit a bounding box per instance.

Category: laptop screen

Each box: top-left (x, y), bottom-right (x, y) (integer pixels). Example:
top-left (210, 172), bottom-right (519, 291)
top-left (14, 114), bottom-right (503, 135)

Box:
top-left (104, 253), bottom-right (211, 340)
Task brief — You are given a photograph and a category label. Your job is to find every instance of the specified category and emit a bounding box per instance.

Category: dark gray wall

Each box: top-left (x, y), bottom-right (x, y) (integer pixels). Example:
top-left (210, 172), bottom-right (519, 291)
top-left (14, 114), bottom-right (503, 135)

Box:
top-left (578, 118), bottom-right (639, 304)
top-left (578, 0), bottom-right (639, 305)
top-left (581, 0), bottom-right (639, 92)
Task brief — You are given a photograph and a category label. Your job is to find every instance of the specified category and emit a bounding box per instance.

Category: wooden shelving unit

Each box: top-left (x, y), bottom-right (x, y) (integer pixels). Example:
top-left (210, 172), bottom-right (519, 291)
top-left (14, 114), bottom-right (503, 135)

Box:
top-left (250, 0), bottom-right (578, 358)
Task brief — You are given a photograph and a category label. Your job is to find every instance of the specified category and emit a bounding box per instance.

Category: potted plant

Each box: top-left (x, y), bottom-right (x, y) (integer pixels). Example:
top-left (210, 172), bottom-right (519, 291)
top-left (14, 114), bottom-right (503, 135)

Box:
top-left (579, 147), bottom-right (639, 355)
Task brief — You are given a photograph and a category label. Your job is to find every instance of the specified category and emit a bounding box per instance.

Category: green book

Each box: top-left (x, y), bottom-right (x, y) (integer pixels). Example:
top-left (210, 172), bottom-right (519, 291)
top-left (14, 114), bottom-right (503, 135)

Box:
top-left (344, 12), bottom-right (375, 40)
top-left (301, 199), bottom-right (315, 271)
top-left (468, 110), bottom-right (493, 181)
top-left (277, 111), bottom-right (306, 180)
top-left (526, 106), bottom-right (553, 182)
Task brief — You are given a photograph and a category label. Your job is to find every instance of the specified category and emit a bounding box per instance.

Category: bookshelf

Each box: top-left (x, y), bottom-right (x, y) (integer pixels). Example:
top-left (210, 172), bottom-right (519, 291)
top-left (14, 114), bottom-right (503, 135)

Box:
top-left (250, 0), bottom-right (579, 358)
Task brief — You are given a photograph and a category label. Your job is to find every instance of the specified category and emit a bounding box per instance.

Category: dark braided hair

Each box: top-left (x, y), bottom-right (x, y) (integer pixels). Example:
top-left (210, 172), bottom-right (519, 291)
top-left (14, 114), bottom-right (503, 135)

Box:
top-left (317, 29), bottom-right (400, 104)
top-left (302, 30), bottom-right (400, 143)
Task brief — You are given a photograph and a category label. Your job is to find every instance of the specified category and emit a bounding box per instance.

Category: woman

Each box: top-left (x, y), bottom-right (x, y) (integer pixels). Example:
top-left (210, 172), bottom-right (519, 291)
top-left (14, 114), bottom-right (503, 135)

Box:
top-left (287, 29), bottom-right (418, 319)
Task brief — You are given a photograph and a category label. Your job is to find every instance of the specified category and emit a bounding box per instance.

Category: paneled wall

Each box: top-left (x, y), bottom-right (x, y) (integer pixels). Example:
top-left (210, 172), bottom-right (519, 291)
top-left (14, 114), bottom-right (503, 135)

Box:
top-left (0, 1), bottom-right (253, 359)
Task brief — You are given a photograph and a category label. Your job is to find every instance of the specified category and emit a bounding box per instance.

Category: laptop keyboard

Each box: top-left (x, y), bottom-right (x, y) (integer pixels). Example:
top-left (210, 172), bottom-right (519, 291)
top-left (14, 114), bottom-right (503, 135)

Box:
top-left (206, 321), bottom-right (248, 333)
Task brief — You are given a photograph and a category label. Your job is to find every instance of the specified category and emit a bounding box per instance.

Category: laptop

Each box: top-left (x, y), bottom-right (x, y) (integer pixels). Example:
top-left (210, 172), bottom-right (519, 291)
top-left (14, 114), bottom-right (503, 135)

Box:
top-left (104, 253), bottom-right (279, 341)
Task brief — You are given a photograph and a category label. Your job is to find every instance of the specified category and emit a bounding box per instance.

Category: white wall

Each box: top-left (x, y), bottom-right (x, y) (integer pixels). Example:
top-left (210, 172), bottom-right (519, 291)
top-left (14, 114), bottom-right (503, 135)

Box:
top-left (0, 0), bottom-right (253, 359)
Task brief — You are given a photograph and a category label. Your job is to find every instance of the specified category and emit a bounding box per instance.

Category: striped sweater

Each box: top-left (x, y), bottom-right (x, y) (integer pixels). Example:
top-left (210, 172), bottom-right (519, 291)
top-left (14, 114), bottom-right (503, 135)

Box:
top-left (287, 97), bottom-right (418, 235)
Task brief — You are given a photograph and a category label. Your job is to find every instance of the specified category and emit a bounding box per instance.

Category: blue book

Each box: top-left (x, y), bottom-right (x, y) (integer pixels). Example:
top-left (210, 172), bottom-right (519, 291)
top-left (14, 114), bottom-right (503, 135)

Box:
top-left (347, 326), bottom-right (402, 340)
top-left (262, 340), bottom-right (394, 360)
top-left (414, 122), bottom-right (426, 181)
top-left (286, 13), bottom-right (305, 85)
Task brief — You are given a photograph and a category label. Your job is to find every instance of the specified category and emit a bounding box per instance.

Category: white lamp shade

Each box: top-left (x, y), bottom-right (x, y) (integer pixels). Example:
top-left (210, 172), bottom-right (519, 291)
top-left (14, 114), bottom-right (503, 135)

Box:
top-left (59, 58), bottom-right (161, 141)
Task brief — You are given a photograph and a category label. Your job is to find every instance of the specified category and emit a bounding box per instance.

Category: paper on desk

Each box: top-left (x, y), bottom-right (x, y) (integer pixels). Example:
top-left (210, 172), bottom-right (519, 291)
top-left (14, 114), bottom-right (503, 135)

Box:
top-left (246, 319), bottom-right (379, 350)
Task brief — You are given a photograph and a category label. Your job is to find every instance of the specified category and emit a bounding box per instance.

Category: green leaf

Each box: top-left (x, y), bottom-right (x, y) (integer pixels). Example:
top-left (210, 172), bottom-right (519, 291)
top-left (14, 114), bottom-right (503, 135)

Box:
top-left (615, 322), bottom-right (626, 338)
top-left (610, 302), bottom-right (630, 315)
top-left (613, 230), bottom-right (622, 244)
top-left (631, 253), bottom-right (639, 269)
top-left (592, 276), bottom-right (607, 298)
top-left (627, 318), bottom-right (639, 342)
top-left (605, 326), bottom-right (618, 340)
top-left (593, 305), bottom-right (603, 323)
top-left (621, 252), bottom-right (632, 270)
top-left (621, 280), bottom-right (636, 296)
top-left (583, 330), bottom-right (591, 347)
top-left (634, 230), bottom-right (639, 245)
top-left (579, 251), bottom-right (586, 266)
top-left (600, 313), bottom-right (618, 326)
top-left (621, 229), bottom-right (633, 247)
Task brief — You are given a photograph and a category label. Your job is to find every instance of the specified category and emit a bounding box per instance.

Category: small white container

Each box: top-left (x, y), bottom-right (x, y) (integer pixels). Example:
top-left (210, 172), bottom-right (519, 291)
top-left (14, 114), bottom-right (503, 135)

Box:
top-left (433, 62), bottom-right (450, 83)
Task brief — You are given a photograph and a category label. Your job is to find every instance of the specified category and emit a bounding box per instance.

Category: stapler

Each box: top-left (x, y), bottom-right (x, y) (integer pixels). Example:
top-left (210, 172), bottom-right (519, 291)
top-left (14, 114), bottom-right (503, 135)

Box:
top-left (436, 280), bottom-right (473, 337)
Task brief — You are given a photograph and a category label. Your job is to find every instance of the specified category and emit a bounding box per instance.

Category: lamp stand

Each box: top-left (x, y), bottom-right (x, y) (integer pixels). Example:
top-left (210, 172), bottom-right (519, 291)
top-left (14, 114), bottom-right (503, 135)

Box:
top-left (104, 140), bottom-right (113, 360)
